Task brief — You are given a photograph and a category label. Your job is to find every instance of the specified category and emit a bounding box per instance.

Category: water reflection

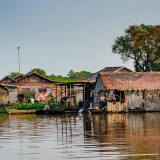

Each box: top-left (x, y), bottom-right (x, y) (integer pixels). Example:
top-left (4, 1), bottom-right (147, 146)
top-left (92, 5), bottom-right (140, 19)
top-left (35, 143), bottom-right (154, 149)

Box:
top-left (0, 113), bottom-right (160, 160)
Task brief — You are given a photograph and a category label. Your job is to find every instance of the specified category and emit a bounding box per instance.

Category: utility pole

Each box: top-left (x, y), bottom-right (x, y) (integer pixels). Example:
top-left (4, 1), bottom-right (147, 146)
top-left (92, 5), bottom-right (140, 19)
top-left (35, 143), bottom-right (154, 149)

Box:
top-left (15, 46), bottom-right (20, 73)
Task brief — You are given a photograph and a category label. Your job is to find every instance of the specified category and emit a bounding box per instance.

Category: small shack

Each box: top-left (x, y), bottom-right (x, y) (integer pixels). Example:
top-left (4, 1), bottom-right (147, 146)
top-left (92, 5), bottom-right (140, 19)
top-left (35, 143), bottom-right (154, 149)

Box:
top-left (0, 85), bottom-right (8, 104)
top-left (1, 84), bottom-right (18, 103)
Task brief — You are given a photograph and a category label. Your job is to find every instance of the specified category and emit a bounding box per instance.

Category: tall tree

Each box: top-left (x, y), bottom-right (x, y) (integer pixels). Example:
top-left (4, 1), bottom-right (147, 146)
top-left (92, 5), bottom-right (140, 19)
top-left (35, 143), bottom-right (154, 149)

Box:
top-left (112, 24), bottom-right (160, 72)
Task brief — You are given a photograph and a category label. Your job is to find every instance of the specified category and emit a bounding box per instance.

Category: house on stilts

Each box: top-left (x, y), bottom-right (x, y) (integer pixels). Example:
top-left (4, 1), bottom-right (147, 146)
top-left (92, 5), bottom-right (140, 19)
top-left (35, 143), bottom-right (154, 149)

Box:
top-left (94, 72), bottom-right (160, 112)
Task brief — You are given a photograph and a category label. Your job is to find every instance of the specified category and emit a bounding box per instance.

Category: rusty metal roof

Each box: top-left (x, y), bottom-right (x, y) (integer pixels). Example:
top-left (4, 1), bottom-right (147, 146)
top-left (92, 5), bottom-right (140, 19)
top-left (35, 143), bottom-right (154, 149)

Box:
top-left (100, 72), bottom-right (160, 91)
top-left (82, 66), bottom-right (133, 82)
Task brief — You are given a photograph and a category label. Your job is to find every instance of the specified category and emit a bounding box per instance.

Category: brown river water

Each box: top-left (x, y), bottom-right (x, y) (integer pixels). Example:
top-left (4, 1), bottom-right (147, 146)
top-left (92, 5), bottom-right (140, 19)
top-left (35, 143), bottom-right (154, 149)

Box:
top-left (0, 112), bottom-right (160, 160)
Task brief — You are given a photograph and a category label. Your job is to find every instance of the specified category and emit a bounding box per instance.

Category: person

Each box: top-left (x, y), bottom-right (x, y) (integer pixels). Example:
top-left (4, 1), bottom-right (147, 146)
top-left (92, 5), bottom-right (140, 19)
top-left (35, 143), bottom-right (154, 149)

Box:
top-left (79, 100), bottom-right (83, 107)
top-left (43, 104), bottom-right (50, 110)
top-left (89, 100), bottom-right (93, 108)
top-left (73, 97), bottom-right (76, 107)
top-left (60, 98), bottom-right (65, 105)
top-left (30, 97), bottom-right (34, 104)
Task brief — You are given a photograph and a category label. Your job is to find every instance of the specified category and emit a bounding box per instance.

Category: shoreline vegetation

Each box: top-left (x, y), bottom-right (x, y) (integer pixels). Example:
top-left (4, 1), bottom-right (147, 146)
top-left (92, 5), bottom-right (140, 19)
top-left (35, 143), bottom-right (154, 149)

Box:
top-left (0, 103), bottom-right (61, 113)
top-left (9, 69), bottom-right (92, 82)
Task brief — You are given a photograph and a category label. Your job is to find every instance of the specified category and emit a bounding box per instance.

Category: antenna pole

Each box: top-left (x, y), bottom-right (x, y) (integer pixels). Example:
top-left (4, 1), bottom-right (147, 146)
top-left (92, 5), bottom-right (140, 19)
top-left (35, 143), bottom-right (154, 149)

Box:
top-left (16, 46), bottom-right (20, 73)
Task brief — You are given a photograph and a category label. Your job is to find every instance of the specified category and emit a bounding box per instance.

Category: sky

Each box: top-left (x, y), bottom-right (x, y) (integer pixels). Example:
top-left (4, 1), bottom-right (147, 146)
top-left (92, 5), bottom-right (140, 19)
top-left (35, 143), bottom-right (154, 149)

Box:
top-left (0, 0), bottom-right (160, 79)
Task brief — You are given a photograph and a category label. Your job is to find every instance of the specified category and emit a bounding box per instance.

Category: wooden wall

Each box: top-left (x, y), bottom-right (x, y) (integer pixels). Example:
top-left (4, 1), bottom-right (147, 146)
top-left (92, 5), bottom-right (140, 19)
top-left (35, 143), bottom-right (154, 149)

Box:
top-left (0, 86), bottom-right (8, 103)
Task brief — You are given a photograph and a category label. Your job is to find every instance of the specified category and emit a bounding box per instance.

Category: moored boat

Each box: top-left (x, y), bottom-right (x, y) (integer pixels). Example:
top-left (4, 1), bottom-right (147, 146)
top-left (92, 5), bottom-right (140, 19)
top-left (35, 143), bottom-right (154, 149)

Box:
top-left (43, 106), bottom-right (65, 114)
top-left (5, 108), bottom-right (37, 115)
top-left (4, 106), bottom-right (43, 115)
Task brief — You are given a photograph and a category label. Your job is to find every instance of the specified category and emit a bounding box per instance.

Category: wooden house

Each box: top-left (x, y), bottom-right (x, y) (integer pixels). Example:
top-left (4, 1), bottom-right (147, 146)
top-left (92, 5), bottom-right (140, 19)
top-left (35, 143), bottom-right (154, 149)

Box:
top-left (13, 72), bottom-right (59, 101)
top-left (94, 72), bottom-right (160, 112)
top-left (78, 66), bottom-right (134, 108)
top-left (0, 72), bottom-right (64, 103)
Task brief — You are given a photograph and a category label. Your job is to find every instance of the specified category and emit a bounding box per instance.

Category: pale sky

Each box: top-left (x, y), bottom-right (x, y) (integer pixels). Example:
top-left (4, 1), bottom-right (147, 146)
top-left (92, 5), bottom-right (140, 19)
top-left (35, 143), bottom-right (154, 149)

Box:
top-left (0, 0), bottom-right (160, 79)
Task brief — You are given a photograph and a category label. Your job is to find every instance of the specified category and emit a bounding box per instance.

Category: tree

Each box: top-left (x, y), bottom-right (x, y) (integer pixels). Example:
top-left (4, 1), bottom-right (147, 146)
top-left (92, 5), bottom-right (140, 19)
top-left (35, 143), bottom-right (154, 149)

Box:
top-left (67, 70), bottom-right (92, 80)
top-left (31, 68), bottom-right (47, 77)
top-left (67, 70), bottom-right (76, 79)
top-left (112, 24), bottom-right (160, 72)
top-left (75, 71), bottom-right (92, 80)
top-left (9, 72), bottom-right (24, 79)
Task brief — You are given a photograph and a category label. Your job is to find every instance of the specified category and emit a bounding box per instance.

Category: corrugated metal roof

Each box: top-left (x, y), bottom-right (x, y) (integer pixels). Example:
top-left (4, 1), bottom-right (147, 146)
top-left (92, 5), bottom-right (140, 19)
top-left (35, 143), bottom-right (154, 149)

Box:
top-left (82, 66), bottom-right (133, 81)
top-left (100, 72), bottom-right (160, 91)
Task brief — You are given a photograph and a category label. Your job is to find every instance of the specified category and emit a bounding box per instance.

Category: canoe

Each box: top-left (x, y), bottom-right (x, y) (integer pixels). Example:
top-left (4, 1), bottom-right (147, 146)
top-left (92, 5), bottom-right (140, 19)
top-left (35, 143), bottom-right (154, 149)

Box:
top-left (43, 106), bottom-right (65, 114)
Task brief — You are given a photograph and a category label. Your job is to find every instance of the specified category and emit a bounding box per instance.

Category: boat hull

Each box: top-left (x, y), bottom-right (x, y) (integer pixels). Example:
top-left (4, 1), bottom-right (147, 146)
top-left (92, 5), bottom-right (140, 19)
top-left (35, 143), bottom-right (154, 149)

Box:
top-left (6, 109), bottom-right (38, 115)
top-left (43, 106), bottom-right (65, 114)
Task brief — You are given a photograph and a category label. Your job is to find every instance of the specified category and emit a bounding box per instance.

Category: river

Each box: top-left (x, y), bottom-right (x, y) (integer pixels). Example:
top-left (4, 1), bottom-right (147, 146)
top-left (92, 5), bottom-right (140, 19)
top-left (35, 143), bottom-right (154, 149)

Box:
top-left (0, 112), bottom-right (160, 160)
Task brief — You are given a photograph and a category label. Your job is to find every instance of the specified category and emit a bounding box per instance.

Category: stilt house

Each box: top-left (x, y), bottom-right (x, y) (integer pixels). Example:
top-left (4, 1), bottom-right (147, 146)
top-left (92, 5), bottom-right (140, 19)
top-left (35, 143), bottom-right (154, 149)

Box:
top-left (94, 72), bottom-right (160, 112)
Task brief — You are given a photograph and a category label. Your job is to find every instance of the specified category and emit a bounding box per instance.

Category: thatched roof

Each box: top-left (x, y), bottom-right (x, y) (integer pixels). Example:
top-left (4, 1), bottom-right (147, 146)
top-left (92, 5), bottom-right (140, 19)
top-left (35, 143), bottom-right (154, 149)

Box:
top-left (100, 72), bottom-right (160, 91)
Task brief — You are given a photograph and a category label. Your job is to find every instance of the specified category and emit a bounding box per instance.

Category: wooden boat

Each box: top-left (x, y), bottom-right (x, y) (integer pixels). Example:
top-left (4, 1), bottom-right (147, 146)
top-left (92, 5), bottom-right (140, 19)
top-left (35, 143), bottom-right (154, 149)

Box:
top-left (43, 106), bottom-right (65, 114)
top-left (4, 107), bottom-right (43, 115)
top-left (6, 109), bottom-right (37, 115)
top-left (4, 105), bottom-right (65, 115)
top-left (65, 107), bottom-right (82, 113)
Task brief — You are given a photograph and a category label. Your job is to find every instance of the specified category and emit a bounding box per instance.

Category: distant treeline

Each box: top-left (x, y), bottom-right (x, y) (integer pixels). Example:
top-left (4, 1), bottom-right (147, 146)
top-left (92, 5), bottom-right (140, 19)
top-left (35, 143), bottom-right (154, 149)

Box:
top-left (9, 68), bottom-right (92, 82)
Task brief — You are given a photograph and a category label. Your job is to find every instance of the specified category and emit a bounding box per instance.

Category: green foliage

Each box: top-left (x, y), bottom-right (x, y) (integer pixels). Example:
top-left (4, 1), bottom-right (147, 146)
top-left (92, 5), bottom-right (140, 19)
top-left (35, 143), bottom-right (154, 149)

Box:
top-left (67, 70), bottom-right (76, 78)
top-left (74, 71), bottom-right (92, 80)
top-left (47, 70), bottom-right (92, 82)
top-left (47, 75), bottom-right (75, 82)
top-left (112, 24), bottom-right (160, 72)
top-left (9, 72), bottom-right (24, 79)
top-left (9, 68), bottom-right (92, 82)
top-left (8, 103), bottom-right (60, 110)
top-left (67, 70), bottom-right (92, 79)
top-left (24, 93), bottom-right (33, 100)
top-left (0, 107), bottom-right (6, 113)
top-left (32, 68), bottom-right (47, 77)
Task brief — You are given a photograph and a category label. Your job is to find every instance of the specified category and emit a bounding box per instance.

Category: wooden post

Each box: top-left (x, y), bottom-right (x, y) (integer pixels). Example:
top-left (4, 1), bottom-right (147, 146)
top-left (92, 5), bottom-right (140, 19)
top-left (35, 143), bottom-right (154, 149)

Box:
top-left (69, 83), bottom-right (71, 108)
top-left (120, 91), bottom-right (121, 112)
top-left (65, 84), bottom-right (66, 108)
top-left (105, 91), bottom-right (107, 108)
top-left (56, 85), bottom-right (57, 103)
top-left (83, 83), bottom-right (86, 107)
top-left (61, 85), bottom-right (62, 100)
top-left (65, 84), bottom-right (66, 98)
top-left (106, 90), bottom-right (108, 110)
